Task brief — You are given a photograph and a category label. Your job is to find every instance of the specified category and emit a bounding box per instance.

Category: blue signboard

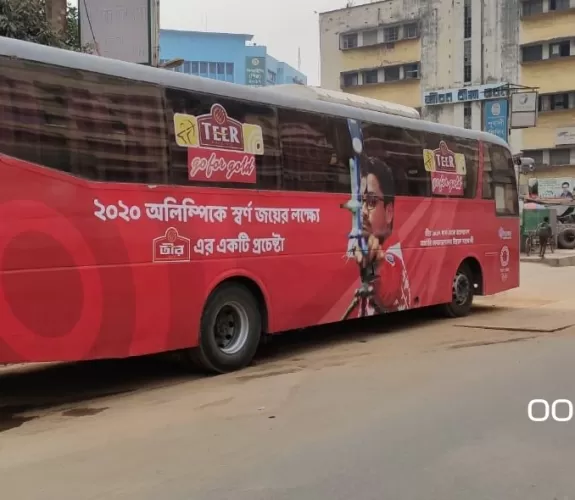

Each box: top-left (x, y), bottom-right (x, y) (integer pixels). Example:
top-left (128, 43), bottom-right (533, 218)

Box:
top-left (484, 99), bottom-right (509, 142)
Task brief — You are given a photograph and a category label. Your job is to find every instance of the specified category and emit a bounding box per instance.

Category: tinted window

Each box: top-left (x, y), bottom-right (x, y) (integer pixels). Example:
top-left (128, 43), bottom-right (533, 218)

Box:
top-left (423, 132), bottom-right (478, 198)
top-left (488, 144), bottom-right (519, 216)
top-left (277, 108), bottom-right (352, 193)
top-left (0, 57), bottom-right (168, 184)
top-left (362, 124), bottom-right (429, 197)
top-left (165, 88), bottom-right (281, 190)
top-left (482, 143), bottom-right (494, 199)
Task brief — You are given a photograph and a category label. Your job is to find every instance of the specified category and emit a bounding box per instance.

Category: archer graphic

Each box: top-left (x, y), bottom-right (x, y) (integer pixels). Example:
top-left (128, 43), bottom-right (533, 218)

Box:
top-left (341, 119), bottom-right (412, 319)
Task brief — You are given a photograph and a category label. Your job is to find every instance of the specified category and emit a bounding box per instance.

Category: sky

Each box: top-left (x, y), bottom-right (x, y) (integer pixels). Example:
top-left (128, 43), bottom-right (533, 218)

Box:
top-left (71, 0), bottom-right (351, 86)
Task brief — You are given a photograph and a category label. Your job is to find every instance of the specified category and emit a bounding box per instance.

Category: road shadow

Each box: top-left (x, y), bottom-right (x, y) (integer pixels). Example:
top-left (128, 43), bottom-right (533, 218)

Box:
top-left (0, 305), bottom-right (446, 430)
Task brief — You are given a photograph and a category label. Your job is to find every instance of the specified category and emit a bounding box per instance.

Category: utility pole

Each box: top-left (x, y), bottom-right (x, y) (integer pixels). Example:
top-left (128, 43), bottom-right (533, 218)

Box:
top-left (46, 0), bottom-right (67, 35)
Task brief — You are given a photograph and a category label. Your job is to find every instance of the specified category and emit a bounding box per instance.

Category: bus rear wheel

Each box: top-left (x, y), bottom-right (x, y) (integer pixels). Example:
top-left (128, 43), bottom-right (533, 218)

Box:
top-left (442, 264), bottom-right (474, 318)
top-left (186, 283), bottom-right (261, 374)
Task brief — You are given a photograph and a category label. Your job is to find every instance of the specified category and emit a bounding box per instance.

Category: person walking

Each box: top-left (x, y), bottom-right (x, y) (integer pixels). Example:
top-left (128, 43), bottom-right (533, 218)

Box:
top-left (537, 216), bottom-right (552, 258)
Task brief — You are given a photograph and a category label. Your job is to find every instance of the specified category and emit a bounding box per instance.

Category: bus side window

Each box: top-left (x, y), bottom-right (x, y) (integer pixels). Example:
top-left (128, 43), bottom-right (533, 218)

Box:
top-left (488, 144), bottom-right (519, 216)
top-left (363, 124), bottom-right (429, 197)
top-left (482, 143), bottom-right (494, 200)
top-left (277, 108), bottom-right (350, 193)
top-left (458, 138), bottom-right (479, 198)
top-left (424, 132), bottom-right (476, 199)
top-left (0, 57), bottom-right (168, 185)
top-left (165, 88), bottom-right (281, 190)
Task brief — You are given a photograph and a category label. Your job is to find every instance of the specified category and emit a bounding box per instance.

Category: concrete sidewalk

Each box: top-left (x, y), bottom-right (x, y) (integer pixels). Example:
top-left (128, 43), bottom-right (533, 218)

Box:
top-left (520, 249), bottom-right (575, 267)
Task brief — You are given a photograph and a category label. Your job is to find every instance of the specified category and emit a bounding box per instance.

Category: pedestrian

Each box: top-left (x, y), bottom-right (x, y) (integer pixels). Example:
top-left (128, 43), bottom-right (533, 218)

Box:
top-left (537, 216), bottom-right (552, 258)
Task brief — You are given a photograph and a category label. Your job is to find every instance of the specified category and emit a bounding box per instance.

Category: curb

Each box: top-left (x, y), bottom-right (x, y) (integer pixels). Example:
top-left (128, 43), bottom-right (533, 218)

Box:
top-left (521, 255), bottom-right (575, 267)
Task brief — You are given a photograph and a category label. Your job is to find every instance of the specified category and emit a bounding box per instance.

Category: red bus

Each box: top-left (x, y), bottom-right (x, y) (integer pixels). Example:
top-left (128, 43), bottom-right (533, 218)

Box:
top-left (0, 37), bottom-right (519, 373)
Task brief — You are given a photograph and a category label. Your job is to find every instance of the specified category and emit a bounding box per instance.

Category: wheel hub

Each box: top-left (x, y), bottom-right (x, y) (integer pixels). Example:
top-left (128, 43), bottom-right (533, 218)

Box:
top-left (213, 302), bottom-right (249, 355)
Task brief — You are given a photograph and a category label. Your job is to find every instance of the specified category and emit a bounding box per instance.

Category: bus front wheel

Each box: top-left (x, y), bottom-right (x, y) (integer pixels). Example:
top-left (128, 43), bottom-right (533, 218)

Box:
top-left (187, 283), bottom-right (262, 374)
top-left (442, 264), bottom-right (474, 318)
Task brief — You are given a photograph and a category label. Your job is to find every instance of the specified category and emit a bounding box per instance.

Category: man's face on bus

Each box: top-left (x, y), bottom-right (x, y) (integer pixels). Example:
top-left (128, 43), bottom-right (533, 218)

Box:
top-left (563, 183), bottom-right (570, 194)
top-left (361, 173), bottom-right (393, 241)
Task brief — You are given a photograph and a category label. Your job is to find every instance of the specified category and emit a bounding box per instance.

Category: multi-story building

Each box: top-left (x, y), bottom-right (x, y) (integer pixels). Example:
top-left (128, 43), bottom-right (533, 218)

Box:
top-left (520, 0), bottom-right (575, 188)
top-left (160, 30), bottom-right (307, 87)
top-left (319, 0), bottom-right (522, 150)
top-left (320, 0), bottom-right (575, 181)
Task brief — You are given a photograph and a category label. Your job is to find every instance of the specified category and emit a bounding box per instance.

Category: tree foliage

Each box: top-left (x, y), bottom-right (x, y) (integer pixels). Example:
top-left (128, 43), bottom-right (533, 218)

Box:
top-left (0, 0), bottom-right (91, 52)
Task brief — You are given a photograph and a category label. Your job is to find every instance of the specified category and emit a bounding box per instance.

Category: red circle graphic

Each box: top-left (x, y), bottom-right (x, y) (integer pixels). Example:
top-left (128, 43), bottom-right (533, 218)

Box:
top-left (0, 200), bottom-right (103, 360)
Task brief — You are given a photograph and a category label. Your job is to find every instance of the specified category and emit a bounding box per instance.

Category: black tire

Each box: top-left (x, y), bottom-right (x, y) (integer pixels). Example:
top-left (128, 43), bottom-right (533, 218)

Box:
top-left (442, 264), bottom-right (474, 318)
top-left (185, 283), bottom-right (261, 374)
top-left (558, 228), bottom-right (575, 250)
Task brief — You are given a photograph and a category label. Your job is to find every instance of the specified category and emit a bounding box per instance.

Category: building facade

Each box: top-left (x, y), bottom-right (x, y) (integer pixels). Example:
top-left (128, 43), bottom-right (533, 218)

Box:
top-left (319, 0), bottom-right (575, 175)
top-left (160, 30), bottom-right (307, 87)
top-left (520, 0), bottom-right (575, 189)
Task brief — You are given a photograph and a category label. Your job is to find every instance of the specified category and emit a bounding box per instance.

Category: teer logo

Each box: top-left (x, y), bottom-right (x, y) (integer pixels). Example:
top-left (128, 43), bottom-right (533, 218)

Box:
top-left (498, 227), bottom-right (512, 240)
top-left (197, 104), bottom-right (244, 152)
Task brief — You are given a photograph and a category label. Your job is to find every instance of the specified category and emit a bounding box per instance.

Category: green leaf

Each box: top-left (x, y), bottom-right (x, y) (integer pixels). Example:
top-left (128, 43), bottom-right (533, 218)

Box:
top-left (0, 0), bottom-right (91, 52)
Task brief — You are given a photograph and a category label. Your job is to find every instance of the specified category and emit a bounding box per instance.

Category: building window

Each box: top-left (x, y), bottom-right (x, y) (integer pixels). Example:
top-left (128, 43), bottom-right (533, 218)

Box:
top-left (522, 44), bottom-right (543, 62)
top-left (550, 0), bottom-right (570, 11)
top-left (342, 72), bottom-right (359, 87)
top-left (539, 92), bottom-right (575, 113)
top-left (549, 41), bottom-right (571, 58)
top-left (522, 0), bottom-right (543, 16)
top-left (550, 148), bottom-right (571, 165)
top-left (404, 63), bottom-right (419, 79)
top-left (464, 102), bottom-right (472, 129)
top-left (383, 26), bottom-right (399, 42)
top-left (363, 69), bottom-right (379, 84)
top-left (384, 66), bottom-right (400, 81)
top-left (191, 61), bottom-right (199, 74)
top-left (362, 29), bottom-right (378, 46)
top-left (551, 93), bottom-right (570, 110)
top-left (463, 40), bottom-right (472, 83)
top-left (341, 33), bottom-right (358, 49)
top-left (404, 23), bottom-right (419, 39)
top-left (526, 150), bottom-right (544, 166)
top-left (463, 0), bottom-right (472, 39)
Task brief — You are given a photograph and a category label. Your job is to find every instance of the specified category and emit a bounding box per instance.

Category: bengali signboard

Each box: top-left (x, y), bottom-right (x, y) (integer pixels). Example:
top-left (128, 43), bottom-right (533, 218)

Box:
top-left (556, 127), bottom-right (575, 146)
top-left (245, 57), bottom-right (266, 87)
top-left (531, 177), bottom-right (575, 200)
top-left (484, 99), bottom-right (509, 142)
top-left (510, 91), bottom-right (538, 129)
top-left (423, 83), bottom-right (508, 106)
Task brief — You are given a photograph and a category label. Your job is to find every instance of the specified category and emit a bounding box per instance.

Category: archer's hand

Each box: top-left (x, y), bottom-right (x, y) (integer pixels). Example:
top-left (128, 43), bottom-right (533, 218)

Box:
top-left (353, 234), bottom-right (383, 267)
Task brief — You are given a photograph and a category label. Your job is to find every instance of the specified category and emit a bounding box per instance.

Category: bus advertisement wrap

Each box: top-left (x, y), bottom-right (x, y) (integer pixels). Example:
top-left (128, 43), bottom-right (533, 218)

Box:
top-left (0, 37), bottom-right (520, 373)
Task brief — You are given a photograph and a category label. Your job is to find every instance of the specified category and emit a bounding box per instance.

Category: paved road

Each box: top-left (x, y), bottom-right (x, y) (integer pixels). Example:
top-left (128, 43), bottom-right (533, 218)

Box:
top-left (2, 262), bottom-right (575, 500)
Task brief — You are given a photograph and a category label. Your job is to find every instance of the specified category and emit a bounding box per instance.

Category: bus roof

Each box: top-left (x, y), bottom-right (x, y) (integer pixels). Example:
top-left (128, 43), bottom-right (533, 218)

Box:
top-left (259, 84), bottom-right (421, 120)
top-left (0, 36), bottom-right (509, 149)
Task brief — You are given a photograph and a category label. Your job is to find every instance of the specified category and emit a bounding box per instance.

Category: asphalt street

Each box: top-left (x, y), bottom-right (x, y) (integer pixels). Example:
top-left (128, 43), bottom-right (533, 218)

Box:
top-left (1, 262), bottom-right (575, 500)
